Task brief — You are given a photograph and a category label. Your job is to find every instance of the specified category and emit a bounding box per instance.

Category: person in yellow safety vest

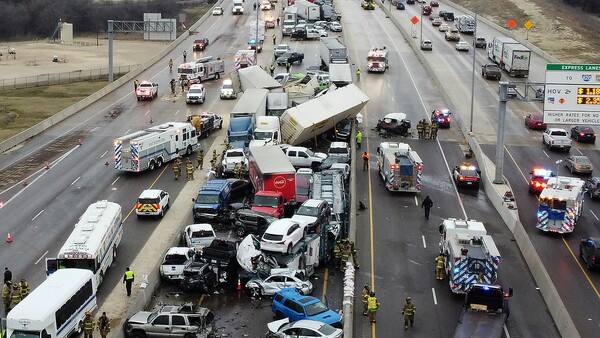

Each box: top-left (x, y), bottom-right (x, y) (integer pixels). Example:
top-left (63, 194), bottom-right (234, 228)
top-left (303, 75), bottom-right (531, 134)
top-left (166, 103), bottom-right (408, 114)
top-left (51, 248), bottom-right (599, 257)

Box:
top-left (272, 33), bottom-right (276, 45)
top-left (355, 130), bottom-right (363, 150)
top-left (332, 241), bottom-right (341, 269)
top-left (435, 254), bottom-right (445, 280)
top-left (233, 163), bottom-right (240, 179)
top-left (186, 160), bottom-right (194, 181)
top-left (133, 79), bottom-right (139, 91)
top-left (83, 312), bottom-right (95, 338)
top-left (269, 64), bottom-right (275, 77)
top-left (402, 296), bottom-right (416, 330)
top-left (239, 162), bottom-right (247, 178)
top-left (367, 291), bottom-right (380, 323)
top-left (18, 279), bottom-right (29, 298)
top-left (123, 267), bottom-right (135, 297)
top-left (2, 282), bottom-right (11, 314)
top-left (361, 283), bottom-right (371, 315)
top-left (10, 283), bottom-right (20, 309)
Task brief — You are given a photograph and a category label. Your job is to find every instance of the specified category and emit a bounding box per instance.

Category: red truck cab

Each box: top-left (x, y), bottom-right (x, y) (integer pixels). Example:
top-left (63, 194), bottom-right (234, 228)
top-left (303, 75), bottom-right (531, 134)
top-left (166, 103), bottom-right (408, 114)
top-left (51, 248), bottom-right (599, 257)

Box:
top-left (252, 191), bottom-right (285, 218)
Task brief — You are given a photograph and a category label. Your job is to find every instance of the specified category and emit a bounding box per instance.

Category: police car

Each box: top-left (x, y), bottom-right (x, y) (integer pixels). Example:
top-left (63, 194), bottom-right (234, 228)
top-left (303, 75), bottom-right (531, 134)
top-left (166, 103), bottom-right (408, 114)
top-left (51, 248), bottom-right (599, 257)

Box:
top-left (136, 189), bottom-right (170, 218)
top-left (529, 168), bottom-right (554, 194)
top-left (453, 163), bottom-right (481, 188)
top-left (431, 109), bottom-right (451, 128)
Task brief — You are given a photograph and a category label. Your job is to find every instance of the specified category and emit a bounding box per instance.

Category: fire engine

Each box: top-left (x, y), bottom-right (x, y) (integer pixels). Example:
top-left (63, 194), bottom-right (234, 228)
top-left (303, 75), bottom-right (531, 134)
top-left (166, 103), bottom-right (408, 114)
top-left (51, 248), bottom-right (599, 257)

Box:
top-left (234, 50), bottom-right (256, 71)
top-left (439, 218), bottom-right (501, 294)
top-left (366, 47), bottom-right (389, 73)
top-left (528, 168), bottom-right (554, 194)
top-left (537, 176), bottom-right (585, 233)
top-left (177, 56), bottom-right (225, 83)
top-left (376, 142), bottom-right (423, 192)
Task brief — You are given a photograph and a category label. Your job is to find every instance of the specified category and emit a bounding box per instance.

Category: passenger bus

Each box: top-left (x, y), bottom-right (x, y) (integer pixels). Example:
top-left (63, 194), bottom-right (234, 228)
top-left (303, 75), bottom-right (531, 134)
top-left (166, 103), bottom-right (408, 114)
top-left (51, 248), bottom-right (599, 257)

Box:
top-left (6, 269), bottom-right (97, 338)
top-left (46, 200), bottom-right (123, 287)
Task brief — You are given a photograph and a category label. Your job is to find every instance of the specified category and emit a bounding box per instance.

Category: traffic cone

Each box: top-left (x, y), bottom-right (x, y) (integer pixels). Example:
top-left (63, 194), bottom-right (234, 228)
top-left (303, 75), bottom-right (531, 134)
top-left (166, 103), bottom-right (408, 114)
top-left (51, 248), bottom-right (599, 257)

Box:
top-left (45, 162), bottom-right (50, 170)
top-left (105, 160), bottom-right (109, 166)
top-left (23, 180), bottom-right (27, 186)
top-left (236, 278), bottom-right (242, 291)
top-left (6, 233), bottom-right (12, 243)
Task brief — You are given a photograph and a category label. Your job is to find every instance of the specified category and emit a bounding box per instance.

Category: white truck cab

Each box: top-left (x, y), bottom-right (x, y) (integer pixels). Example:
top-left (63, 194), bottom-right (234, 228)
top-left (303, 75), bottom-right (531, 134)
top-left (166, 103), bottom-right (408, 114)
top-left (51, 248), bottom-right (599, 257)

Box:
top-left (250, 116), bottom-right (282, 146)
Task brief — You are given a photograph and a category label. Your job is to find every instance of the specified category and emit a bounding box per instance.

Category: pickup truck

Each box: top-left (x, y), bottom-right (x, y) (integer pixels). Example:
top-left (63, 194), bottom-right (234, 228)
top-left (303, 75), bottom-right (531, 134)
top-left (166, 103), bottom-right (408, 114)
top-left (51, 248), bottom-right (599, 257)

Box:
top-left (136, 81), bottom-right (158, 100)
top-left (481, 64), bottom-right (502, 80)
top-left (453, 284), bottom-right (513, 338)
top-left (159, 247), bottom-right (195, 282)
top-left (276, 52), bottom-right (304, 66)
top-left (193, 38), bottom-right (210, 51)
top-left (123, 303), bottom-right (216, 338)
top-left (543, 128), bottom-right (572, 152)
top-left (281, 145), bottom-right (327, 168)
top-left (274, 44), bottom-right (291, 58)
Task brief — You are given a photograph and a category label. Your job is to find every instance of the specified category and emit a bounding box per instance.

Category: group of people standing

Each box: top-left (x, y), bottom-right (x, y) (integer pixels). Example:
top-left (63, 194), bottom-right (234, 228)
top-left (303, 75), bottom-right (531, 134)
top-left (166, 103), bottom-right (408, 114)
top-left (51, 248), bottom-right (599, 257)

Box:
top-left (333, 238), bottom-right (359, 270)
top-left (82, 311), bottom-right (111, 338)
top-left (2, 268), bottom-right (29, 315)
top-left (416, 119), bottom-right (439, 140)
top-left (361, 283), bottom-right (416, 330)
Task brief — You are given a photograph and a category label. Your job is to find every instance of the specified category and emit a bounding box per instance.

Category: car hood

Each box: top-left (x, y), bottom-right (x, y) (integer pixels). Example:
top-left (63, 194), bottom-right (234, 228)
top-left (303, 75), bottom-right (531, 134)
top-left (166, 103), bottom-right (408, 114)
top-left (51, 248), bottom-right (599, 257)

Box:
top-left (267, 318), bottom-right (290, 333)
top-left (291, 214), bottom-right (317, 224)
top-left (128, 311), bottom-right (153, 324)
top-left (252, 206), bottom-right (278, 216)
top-left (314, 152), bottom-right (327, 160)
top-left (237, 235), bottom-right (262, 272)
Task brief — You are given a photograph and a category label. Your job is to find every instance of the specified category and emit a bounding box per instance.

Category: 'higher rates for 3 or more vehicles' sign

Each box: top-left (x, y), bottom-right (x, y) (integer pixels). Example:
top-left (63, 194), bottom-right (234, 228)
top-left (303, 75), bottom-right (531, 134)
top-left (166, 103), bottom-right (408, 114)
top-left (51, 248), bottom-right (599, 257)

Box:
top-left (543, 64), bottom-right (600, 125)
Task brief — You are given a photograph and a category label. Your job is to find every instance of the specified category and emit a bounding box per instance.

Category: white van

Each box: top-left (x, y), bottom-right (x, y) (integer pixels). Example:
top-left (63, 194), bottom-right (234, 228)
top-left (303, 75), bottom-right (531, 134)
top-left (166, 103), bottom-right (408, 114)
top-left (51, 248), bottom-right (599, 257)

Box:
top-left (306, 28), bottom-right (321, 39)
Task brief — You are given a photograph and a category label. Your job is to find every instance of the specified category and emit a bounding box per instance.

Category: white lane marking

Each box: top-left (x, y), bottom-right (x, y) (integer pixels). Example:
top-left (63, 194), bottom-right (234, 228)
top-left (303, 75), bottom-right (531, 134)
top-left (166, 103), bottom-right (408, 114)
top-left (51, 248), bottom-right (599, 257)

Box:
top-left (414, 196), bottom-right (418, 206)
top-left (34, 251), bottom-right (49, 265)
top-left (542, 150), bottom-right (549, 157)
top-left (432, 288), bottom-right (438, 305)
top-left (387, 83), bottom-right (390, 88)
top-left (71, 177), bottom-right (80, 185)
top-left (409, 260), bottom-right (422, 266)
top-left (174, 110), bottom-right (180, 116)
top-left (90, 127), bottom-right (100, 132)
top-left (422, 235), bottom-right (427, 248)
top-left (391, 96), bottom-right (395, 101)
top-left (125, 128), bottom-right (131, 134)
top-left (576, 148), bottom-right (583, 155)
top-left (145, 110), bottom-right (150, 116)
top-left (111, 177), bottom-right (120, 186)
top-left (100, 150), bottom-right (108, 158)
top-left (590, 210), bottom-right (599, 221)
top-left (31, 210), bottom-right (44, 221)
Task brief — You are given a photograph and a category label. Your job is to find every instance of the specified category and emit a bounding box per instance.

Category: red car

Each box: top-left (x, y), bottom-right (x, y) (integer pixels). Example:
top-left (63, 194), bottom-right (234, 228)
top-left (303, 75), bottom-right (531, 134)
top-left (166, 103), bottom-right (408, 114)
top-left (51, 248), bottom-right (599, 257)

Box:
top-left (422, 5), bottom-right (433, 15)
top-left (193, 38), bottom-right (210, 51)
top-left (430, 1), bottom-right (439, 6)
top-left (529, 168), bottom-right (554, 194)
top-left (524, 113), bottom-right (547, 130)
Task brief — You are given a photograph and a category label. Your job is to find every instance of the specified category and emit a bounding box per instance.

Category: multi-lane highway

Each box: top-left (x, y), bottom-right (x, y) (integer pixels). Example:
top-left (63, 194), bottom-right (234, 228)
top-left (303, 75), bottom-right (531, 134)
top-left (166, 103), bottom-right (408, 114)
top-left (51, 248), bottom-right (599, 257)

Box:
top-left (0, 0), bottom-right (596, 336)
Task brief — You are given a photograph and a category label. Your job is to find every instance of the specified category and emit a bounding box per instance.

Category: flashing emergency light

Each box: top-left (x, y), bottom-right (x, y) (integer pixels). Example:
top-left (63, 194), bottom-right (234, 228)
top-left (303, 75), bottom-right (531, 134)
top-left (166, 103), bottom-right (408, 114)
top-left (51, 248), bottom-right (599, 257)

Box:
top-left (417, 164), bottom-right (423, 171)
top-left (453, 267), bottom-right (460, 274)
top-left (536, 212), bottom-right (543, 218)
top-left (482, 285), bottom-right (490, 291)
top-left (532, 168), bottom-right (553, 178)
top-left (460, 164), bottom-right (476, 170)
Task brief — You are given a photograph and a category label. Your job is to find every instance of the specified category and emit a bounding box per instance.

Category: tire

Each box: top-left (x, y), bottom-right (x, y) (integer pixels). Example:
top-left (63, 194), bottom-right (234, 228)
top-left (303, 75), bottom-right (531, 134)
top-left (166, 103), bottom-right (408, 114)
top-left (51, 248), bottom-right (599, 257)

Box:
top-left (219, 121), bottom-right (223, 129)
top-left (156, 158), bottom-right (163, 168)
top-left (186, 146), bottom-right (192, 156)
top-left (184, 334), bottom-right (197, 338)
top-left (248, 286), bottom-right (261, 298)
top-left (149, 160), bottom-right (156, 171)
top-left (205, 129), bottom-right (211, 138)
top-left (113, 246), bottom-right (117, 262)
top-left (131, 331), bottom-right (147, 338)
top-left (286, 244), bottom-right (293, 254)
top-left (395, 126), bottom-right (403, 134)
top-left (236, 226), bottom-right (247, 237)
top-left (216, 72), bottom-right (220, 79)
top-left (160, 208), bottom-right (165, 218)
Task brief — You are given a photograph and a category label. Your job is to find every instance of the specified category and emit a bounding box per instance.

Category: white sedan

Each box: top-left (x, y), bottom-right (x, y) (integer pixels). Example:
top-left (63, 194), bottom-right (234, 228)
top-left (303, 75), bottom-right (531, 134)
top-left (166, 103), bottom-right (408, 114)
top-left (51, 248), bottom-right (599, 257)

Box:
top-left (455, 41), bottom-right (470, 52)
top-left (267, 319), bottom-right (343, 338)
top-left (329, 22), bottom-right (342, 32)
top-left (212, 6), bottom-right (223, 15)
top-left (261, 219), bottom-right (307, 253)
top-left (316, 27), bottom-right (329, 37)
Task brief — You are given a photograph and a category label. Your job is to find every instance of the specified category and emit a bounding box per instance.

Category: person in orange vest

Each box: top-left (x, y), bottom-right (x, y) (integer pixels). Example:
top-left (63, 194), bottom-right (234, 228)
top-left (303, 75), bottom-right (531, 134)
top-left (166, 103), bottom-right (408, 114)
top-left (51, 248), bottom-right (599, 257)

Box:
top-left (362, 152), bottom-right (370, 171)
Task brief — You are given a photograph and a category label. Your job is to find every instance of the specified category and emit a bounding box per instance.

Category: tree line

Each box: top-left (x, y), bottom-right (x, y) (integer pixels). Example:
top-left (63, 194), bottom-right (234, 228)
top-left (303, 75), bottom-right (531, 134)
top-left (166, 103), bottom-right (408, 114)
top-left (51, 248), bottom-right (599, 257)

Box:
top-left (0, 0), bottom-right (185, 40)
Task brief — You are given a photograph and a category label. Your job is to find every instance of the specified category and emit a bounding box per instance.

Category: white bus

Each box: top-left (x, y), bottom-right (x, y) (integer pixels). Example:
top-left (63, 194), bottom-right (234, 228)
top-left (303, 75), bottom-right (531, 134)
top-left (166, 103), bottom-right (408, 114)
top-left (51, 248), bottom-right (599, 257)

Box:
top-left (7, 269), bottom-right (97, 338)
top-left (46, 200), bottom-right (123, 287)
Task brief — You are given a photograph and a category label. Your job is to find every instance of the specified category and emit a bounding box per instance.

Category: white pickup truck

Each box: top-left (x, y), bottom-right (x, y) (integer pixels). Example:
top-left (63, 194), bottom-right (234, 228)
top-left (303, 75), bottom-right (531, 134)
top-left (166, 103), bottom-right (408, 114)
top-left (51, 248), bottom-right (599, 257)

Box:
top-left (281, 145), bottom-right (327, 168)
top-left (159, 247), bottom-right (195, 282)
top-left (542, 128), bottom-right (572, 152)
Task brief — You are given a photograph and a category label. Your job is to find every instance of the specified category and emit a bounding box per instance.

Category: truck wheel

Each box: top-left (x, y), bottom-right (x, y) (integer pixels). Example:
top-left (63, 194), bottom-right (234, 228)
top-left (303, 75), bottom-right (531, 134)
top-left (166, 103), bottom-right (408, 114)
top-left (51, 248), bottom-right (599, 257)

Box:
top-left (395, 126), bottom-right (404, 134)
top-left (205, 129), bottom-right (211, 138)
top-left (186, 146), bottom-right (192, 156)
top-left (184, 334), bottom-right (196, 338)
top-left (216, 72), bottom-right (220, 79)
top-left (248, 286), bottom-right (261, 298)
top-left (286, 244), bottom-right (293, 254)
top-left (156, 158), bottom-right (163, 168)
top-left (236, 227), bottom-right (246, 237)
top-left (149, 160), bottom-right (156, 171)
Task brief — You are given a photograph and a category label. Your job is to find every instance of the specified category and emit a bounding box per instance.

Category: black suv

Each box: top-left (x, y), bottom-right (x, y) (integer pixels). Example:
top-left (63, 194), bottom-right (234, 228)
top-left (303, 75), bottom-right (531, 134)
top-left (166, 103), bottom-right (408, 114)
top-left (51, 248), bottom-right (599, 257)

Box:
top-left (233, 209), bottom-right (277, 237)
top-left (585, 177), bottom-right (600, 200)
top-left (580, 237), bottom-right (600, 270)
top-left (334, 118), bottom-right (353, 142)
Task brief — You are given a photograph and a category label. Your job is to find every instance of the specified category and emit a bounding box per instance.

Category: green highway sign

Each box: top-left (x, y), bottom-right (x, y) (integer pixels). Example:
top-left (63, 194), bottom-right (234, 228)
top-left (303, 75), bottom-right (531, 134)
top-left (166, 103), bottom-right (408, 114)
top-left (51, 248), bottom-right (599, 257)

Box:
top-left (546, 64), bottom-right (600, 71)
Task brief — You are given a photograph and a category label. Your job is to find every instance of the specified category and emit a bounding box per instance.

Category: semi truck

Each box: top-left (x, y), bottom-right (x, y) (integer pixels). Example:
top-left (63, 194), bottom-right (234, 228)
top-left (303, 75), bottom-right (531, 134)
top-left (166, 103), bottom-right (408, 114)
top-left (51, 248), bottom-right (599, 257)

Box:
top-left (267, 92), bottom-right (289, 117)
top-left (453, 284), bottom-right (513, 338)
top-left (250, 116), bottom-right (282, 146)
top-left (501, 43), bottom-right (531, 77)
top-left (114, 122), bottom-right (199, 172)
top-left (295, 0), bottom-right (320, 21)
top-left (319, 37), bottom-right (348, 70)
top-left (328, 64), bottom-right (353, 87)
top-left (376, 142), bottom-right (423, 192)
top-left (487, 37), bottom-right (531, 77)
top-left (280, 84), bottom-right (369, 145)
top-left (232, 65), bottom-right (282, 93)
top-left (228, 88), bottom-right (269, 148)
top-left (282, 7), bottom-right (298, 36)
top-left (439, 219), bottom-right (501, 294)
top-left (248, 145), bottom-right (297, 217)
top-left (228, 116), bottom-right (253, 149)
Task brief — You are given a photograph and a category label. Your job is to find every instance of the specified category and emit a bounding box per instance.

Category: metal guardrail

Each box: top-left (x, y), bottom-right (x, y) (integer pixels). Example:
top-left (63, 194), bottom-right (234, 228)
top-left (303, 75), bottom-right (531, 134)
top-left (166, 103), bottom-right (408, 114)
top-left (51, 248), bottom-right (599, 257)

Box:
top-left (0, 64), bottom-right (141, 92)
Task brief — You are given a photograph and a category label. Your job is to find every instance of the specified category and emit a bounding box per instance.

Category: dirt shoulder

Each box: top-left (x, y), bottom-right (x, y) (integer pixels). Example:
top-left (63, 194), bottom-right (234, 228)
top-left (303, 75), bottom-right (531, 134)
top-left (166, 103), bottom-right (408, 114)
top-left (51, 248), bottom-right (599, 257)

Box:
top-left (451, 0), bottom-right (600, 63)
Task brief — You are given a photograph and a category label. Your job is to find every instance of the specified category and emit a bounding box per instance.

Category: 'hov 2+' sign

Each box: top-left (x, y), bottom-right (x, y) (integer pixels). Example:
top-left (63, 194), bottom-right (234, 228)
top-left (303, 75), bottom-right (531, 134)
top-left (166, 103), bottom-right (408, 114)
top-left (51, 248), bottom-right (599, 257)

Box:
top-left (543, 64), bottom-right (600, 124)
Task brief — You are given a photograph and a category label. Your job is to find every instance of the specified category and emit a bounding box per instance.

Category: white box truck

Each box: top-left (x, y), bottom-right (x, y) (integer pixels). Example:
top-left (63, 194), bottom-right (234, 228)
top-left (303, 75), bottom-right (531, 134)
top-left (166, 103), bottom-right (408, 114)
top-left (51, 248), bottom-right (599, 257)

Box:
top-left (502, 43), bottom-right (531, 77)
top-left (329, 64), bottom-right (353, 87)
top-left (295, 0), bottom-right (321, 21)
top-left (231, 88), bottom-right (269, 125)
top-left (280, 84), bottom-right (369, 145)
top-left (232, 65), bottom-right (282, 93)
top-left (487, 37), bottom-right (518, 67)
top-left (267, 92), bottom-right (289, 117)
top-left (320, 37), bottom-right (348, 70)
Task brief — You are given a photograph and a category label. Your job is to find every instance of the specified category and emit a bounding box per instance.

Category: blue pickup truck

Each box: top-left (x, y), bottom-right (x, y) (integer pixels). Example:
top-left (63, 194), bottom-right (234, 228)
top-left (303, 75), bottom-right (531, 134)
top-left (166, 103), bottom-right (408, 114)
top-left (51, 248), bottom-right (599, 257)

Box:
top-left (193, 179), bottom-right (232, 223)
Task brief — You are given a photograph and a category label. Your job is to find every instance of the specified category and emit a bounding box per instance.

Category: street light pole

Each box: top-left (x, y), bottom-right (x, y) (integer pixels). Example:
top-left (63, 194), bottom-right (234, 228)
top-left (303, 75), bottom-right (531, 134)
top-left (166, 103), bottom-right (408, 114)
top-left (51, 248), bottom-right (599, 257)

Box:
top-left (419, 4), bottom-right (423, 46)
top-left (469, 13), bottom-right (477, 133)
top-left (256, 1), bottom-right (259, 64)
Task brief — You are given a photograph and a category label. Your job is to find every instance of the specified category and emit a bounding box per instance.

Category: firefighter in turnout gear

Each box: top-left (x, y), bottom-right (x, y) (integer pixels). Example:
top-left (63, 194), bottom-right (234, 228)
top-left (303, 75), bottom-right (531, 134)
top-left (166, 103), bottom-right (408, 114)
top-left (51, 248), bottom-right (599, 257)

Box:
top-left (402, 297), bottom-right (416, 330)
top-left (416, 120), bottom-right (424, 139)
top-left (212, 149), bottom-right (218, 164)
top-left (340, 239), bottom-right (351, 271)
top-left (97, 312), bottom-right (111, 338)
top-left (367, 291), bottom-right (380, 323)
top-left (10, 283), bottom-right (20, 309)
top-left (435, 254), bottom-right (445, 280)
top-left (423, 120), bottom-right (431, 140)
top-left (172, 160), bottom-right (181, 180)
top-left (333, 241), bottom-right (341, 269)
top-left (233, 163), bottom-right (241, 179)
top-left (186, 160), bottom-right (194, 181)
top-left (2, 282), bottom-right (11, 314)
top-left (430, 121), bottom-right (439, 139)
top-left (349, 240), bottom-right (359, 269)
top-left (362, 283), bottom-right (371, 315)
top-left (18, 279), bottom-right (29, 298)
top-left (83, 311), bottom-right (95, 338)
top-left (197, 149), bottom-right (204, 169)
top-left (239, 162), bottom-right (247, 178)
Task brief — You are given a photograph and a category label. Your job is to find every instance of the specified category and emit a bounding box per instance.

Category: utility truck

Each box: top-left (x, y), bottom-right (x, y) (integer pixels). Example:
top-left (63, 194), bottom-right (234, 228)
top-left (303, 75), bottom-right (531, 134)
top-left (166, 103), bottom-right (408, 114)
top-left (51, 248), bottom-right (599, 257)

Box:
top-left (280, 84), bottom-right (369, 145)
top-left (177, 56), bottom-right (225, 83)
top-left (366, 47), bottom-right (389, 73)
top-left (234, 50), bottom-right (256, 71)
top-left (453, 284), bottom-right (513, 338)
top-left (376, 142), bottom-right (423, 192)
top-left (439, 219), bottom-right (501, 294)
top-left (114, 122), bottom-right (199, 172)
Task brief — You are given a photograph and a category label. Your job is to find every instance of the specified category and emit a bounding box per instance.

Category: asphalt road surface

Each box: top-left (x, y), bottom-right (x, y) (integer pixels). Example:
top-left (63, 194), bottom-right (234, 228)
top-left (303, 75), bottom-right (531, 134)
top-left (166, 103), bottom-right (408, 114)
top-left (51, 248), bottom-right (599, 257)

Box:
top-left (0, 0), bottom-right (590, 336)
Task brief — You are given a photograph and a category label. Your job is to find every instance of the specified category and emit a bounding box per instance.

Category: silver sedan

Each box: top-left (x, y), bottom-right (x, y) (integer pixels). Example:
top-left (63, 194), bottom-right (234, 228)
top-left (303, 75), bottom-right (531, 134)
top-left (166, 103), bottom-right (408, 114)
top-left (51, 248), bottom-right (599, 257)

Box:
top-left (565, 155), bottom-right (593, 175)
top-left (245, 269), bottom-right (313, 297)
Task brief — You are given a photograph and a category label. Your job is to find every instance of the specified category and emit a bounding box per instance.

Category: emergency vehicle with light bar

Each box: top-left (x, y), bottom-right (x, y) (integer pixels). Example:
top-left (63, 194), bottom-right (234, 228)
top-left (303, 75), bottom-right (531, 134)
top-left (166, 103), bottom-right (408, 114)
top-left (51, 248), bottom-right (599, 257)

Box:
top-left (453, 163), bottom-right (481, 189)
top-left (46, 200), bottom-right (123, 287)
top-left (376, 142), bottom-right (423, 192)
top-left (366, 47), bottom-right (389, 73)
top-left (114, 122), bottom-right (199, 172)
top-left (135, 81), bottom-right (158, 100)
top-left (528, 168), bottom-right (554, 194)
top-left (536, 176), bottom-right (585, 233)
top-left (177, 56), bottom-right (225, 83)
top-left (439, 218), bottom-right (501, 294)
top-left (431, 109), bottom-right (452, 128)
